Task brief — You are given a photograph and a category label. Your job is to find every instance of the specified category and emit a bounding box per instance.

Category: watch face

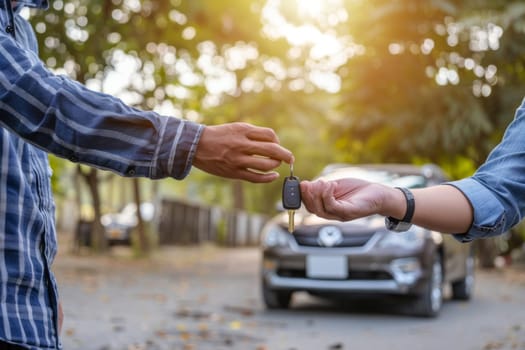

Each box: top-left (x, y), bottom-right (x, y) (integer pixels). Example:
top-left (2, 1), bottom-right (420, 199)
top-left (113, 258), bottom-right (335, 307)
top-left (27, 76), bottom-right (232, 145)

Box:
top-left (384, 216), bottom-right (396, 230)
top-left (384, 217), bottom-right (413, 232)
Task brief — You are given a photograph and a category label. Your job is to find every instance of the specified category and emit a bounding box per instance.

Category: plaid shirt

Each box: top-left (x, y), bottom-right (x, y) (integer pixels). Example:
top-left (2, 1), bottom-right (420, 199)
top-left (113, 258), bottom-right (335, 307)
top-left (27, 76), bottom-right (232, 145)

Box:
top-left (0, 1), bottom-right (203, 348)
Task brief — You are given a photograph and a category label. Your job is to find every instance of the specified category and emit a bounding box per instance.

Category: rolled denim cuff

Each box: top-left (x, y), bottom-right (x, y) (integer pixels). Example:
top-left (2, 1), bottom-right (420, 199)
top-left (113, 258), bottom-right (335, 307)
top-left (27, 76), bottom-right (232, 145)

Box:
top-left (446, 178), bottom-right (506, 242)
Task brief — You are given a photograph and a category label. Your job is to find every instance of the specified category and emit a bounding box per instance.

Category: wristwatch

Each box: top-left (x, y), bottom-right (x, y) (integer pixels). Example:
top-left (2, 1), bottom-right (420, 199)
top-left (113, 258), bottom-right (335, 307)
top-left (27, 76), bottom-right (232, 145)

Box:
top-left (385, 187), bottom-right (415, 232)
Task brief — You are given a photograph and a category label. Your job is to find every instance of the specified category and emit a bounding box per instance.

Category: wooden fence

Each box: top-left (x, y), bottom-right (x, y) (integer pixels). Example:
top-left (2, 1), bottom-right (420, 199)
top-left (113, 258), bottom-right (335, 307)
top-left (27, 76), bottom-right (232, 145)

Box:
top-left (157, 198), bottom-right (269, 247)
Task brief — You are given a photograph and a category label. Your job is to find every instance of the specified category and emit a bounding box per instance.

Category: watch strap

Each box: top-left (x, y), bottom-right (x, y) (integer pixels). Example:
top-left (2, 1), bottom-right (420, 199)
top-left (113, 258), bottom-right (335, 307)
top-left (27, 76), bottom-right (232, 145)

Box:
top-left (389, 187), bottom-right (415, 224)
top-left (398, 187), bottom-right (415, 223)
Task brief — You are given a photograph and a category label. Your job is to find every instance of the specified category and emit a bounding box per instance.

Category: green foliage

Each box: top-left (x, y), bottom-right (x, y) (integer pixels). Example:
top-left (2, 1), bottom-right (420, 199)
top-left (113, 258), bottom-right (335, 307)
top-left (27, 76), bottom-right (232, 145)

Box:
top-left (330, 0), bottom-right (525, 176)
top-left (48, 154), bottom-right (68, 196)
top-left (215, 217), bottom-right (228, 245)
top-left (29, 0), bottom-right (525, 216)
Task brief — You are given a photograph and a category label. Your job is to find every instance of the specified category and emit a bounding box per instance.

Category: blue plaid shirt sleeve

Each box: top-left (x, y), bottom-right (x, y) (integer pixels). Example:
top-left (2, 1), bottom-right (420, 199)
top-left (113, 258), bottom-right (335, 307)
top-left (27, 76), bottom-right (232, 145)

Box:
top-left (0, 23), bottom-right (204, 180)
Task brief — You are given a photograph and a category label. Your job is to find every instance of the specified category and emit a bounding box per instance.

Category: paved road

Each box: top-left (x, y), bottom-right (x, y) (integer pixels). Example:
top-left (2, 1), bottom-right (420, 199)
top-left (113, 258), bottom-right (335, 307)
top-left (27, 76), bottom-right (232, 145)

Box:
top-left (54, 245), bottom-right (525, 350)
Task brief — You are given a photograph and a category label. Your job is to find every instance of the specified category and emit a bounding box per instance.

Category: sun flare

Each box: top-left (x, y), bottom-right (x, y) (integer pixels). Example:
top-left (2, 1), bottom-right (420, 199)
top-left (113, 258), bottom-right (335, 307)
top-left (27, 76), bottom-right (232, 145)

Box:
top-left (261, 0), bottom-right (355, 93)
top-left (298, 0), bottom-right (325, 19)
top-left (262, 0), bottom-right (346, 44)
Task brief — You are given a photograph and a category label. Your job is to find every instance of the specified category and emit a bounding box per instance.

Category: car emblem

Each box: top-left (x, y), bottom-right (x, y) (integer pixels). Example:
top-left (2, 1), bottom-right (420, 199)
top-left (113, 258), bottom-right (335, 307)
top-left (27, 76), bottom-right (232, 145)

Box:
top-left (318, 226), bottom-right (343, 247)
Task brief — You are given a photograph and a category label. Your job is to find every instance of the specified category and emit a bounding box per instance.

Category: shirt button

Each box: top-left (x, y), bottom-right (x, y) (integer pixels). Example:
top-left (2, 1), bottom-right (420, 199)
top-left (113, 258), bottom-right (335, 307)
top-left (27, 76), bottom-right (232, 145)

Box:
top-left (5, 25), bottom-right (14, 34)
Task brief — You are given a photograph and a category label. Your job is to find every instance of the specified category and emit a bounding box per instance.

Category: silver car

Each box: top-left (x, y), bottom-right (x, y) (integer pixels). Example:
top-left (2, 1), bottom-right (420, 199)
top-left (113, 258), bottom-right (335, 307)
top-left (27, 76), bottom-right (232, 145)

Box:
top-left (260, 164), bottom-right (475, 317)
top-left (101, 202), bottom-right (155, 245)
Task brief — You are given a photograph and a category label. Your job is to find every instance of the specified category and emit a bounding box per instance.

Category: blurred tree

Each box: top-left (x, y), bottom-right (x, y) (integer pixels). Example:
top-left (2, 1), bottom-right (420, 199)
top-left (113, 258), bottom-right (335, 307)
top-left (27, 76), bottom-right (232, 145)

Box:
top-left (28, 0), bottom-right (525, 260)
top-left (326, 0), bottom-right (525, 266)
top-left (259, 0), bottom-right (525, 266)
top-left (31, 1), bottom-right (121, 253)
top-left (30, 0), bottom-right (340, 219)
top-left (326, 0), bottom-right (525, 171)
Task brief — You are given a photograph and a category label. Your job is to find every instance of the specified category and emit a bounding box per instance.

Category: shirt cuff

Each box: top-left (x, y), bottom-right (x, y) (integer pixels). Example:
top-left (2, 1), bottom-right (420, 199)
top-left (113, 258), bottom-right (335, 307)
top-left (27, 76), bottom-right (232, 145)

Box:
top-left (447, 178), bottom-right (506, 242)
top-left (151, 119), bottom-right (204, 180)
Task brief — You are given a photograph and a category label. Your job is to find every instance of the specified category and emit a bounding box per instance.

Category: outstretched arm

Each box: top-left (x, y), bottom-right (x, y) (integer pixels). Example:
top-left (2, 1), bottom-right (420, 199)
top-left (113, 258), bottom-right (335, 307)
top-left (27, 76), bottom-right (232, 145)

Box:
top-left (300, 179), bottom-right (473, 234)
top-left (0, 29), bottom-right (292, 183)
top-left (302, 99), bottom-right (525, 241)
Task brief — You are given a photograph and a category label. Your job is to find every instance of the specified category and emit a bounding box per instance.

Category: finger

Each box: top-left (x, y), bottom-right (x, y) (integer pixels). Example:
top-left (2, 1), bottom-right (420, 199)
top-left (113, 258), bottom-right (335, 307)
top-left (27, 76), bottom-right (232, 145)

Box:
top-left (245, 125), bottom-right (280, 143)
top-left (229, 154), bottom-right (281, 172)
top-left (301, 180), bottom-right (329, 217)
top-left (321, 182), bottom-right (348, 220)
top-left (309, 181), bottom-right (346, 221)
top-left (300, 181), bottom-right (314, 209)
top-left (299, 181), bottom-right (316, 212)
top-left (238, 155), bottom-right (282, 173)
top-left (236, 168), bottom-right (280, 183)
top-left (246, 141), bottom-right (294, 164)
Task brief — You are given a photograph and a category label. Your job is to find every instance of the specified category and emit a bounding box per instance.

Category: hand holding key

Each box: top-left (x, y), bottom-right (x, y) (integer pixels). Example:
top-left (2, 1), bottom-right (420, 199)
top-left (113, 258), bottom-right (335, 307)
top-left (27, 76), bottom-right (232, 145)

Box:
top-left (193, 123), bottom-right (294, 183)
top-left (282, 163), bottom-right (301, 233)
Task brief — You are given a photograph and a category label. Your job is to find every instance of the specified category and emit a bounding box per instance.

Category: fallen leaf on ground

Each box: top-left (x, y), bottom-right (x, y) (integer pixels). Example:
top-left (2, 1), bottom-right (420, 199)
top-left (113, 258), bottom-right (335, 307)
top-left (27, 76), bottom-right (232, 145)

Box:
top-left (224, 305), bottom-right (255, 317)
top-left (229, 321), bottom-right (242, 330)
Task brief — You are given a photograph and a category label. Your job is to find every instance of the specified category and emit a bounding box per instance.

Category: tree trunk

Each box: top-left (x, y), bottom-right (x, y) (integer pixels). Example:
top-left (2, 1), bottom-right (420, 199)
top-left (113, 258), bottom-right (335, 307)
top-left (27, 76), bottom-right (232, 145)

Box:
top-left (72, 167), bottom-right (83, 253)
top-left (78, 166), bottom-right (108, 253)
top-left (232, 180), bottom-right (244, 210)
top-left (475, 238), bottom-right (497, 268)
top-left (133, 178), bottom-right (149, 256)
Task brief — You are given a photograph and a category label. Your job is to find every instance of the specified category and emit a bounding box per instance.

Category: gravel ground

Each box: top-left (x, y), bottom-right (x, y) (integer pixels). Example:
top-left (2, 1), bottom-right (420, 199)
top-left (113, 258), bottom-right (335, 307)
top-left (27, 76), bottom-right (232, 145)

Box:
top-left (53, 241), bottom-right (525, 350)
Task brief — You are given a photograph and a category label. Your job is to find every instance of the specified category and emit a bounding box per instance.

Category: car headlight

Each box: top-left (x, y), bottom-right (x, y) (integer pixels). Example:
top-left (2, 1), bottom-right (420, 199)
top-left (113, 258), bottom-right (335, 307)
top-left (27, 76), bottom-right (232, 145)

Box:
top-left (378, 226), bottom-right (427, 249)
top-left (261, 224), bottom-right (291, 248)
top-left (100, 215), bottom-right (111, 227)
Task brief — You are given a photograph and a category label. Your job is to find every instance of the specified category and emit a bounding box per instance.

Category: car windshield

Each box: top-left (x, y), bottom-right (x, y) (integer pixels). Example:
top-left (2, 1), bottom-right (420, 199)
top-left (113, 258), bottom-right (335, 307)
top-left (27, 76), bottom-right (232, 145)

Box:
top-left (119, 202), bottom-right (155, 221)
top-left (318, 167), bottom-right (426, 189)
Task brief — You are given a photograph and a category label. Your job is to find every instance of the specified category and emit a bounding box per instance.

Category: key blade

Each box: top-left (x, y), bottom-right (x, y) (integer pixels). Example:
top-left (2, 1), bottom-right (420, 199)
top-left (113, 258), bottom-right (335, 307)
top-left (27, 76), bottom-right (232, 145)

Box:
top-left (288, 210), bottom-right (295, 233)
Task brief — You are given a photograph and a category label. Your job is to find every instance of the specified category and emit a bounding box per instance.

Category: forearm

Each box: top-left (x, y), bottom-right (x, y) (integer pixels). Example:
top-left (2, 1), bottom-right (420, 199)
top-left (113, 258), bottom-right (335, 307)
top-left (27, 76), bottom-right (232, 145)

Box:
top-left (381, 185), bottom-right (473, 234)
top-left (0, 31), bottom-right (203, 179)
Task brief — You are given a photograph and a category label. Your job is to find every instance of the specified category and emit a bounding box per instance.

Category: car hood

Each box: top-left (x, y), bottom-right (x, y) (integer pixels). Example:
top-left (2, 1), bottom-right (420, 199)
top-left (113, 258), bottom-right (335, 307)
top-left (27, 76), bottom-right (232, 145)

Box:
top-left (274, 211), bottom-right (386, 233)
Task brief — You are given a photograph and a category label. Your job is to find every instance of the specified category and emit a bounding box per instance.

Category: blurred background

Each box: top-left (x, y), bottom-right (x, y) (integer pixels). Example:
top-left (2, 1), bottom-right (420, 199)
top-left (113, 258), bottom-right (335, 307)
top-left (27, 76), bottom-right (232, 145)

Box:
top-left (26, 0), bottom-right (525, 264)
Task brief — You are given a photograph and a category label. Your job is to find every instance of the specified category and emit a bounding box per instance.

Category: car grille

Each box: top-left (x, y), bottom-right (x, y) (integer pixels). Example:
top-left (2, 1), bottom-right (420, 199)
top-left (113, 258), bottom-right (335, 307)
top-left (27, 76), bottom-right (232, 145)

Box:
top-left (277, 267), bottom-right (391, 280)
top-left (293, 231), bottom-right (375, 248)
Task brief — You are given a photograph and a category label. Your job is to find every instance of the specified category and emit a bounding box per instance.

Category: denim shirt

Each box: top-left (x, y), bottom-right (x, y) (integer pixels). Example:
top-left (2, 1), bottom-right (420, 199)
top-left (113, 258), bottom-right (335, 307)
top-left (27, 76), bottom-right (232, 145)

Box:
top-left (450, 98), bottom-right (525, 242)
top-left (0, 1), bottom-right (203, 349)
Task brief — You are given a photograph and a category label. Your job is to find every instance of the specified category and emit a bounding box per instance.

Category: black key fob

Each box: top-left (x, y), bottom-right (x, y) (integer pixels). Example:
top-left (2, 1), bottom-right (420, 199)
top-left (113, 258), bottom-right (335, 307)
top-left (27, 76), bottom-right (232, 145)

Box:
top-left (282, 176), bottom-right (301, 210)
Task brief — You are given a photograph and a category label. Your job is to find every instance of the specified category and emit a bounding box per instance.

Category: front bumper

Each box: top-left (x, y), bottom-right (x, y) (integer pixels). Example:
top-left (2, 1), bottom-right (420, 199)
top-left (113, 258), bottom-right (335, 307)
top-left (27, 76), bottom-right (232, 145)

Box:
top-left (262, 247), bottom-right (431, 295)
top-left (264, 272), bottom-right (404, 293)
top-left (104, 226), bottom-right (132, 243)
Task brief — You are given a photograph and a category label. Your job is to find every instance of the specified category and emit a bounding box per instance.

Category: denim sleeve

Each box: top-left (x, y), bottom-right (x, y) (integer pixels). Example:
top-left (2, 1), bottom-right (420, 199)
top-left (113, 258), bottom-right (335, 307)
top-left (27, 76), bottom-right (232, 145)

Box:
top-left (0, 26), bottom-right (203, 180)
top-left (447, 179), bottom-right (506, 242)
top-left (447, 98), bottom-right (525, 242)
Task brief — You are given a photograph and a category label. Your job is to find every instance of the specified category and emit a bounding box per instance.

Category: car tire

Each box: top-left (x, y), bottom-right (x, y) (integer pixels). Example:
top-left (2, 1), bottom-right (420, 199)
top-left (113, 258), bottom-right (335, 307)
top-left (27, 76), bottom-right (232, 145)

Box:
top-left (262, 280), bottom-right (292, 309)
top-left (451, 251), bottom-right (475, 301)
top-left (410, 253), bottom-right (443, 318)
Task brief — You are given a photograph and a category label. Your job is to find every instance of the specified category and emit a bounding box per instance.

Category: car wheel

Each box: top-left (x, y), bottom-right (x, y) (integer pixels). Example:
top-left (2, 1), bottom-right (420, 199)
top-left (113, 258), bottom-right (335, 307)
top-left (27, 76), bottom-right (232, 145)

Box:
top-left (451, 251), bottom-right (475, 300)
top-left (410, 253), bottom-right (443, 318)
top-left (262, 280), bottom-right (292, 309)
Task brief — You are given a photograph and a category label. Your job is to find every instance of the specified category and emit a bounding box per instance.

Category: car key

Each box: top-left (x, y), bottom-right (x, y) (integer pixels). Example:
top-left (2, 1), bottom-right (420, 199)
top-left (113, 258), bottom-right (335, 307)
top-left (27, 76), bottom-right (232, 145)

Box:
top-left (282, 163), bottom-right (301, 233)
